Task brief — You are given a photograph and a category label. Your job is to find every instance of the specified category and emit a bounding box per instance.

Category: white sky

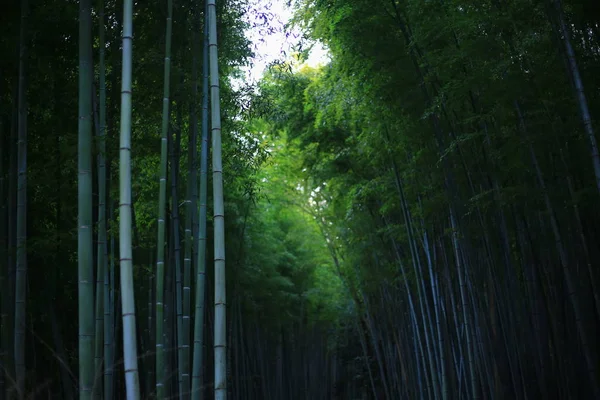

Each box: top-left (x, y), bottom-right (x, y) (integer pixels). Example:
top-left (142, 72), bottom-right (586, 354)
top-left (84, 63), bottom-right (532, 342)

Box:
top-left (237, 0), bottom-right (330, 86)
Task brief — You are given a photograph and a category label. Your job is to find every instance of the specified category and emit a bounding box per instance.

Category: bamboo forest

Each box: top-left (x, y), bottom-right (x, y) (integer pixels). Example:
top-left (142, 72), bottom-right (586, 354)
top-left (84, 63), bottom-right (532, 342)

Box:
top-left (2, 0), bottom-right (600, 398)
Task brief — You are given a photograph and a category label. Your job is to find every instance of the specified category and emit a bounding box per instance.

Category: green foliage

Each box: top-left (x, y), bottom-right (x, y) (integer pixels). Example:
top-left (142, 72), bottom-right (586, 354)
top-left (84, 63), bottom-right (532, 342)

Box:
top-left (238, 130), bottom-right (346, 329)
top-left (250, 0), bottom-right (600, 395)
top-left (3, 0), bottom-right (600, 396)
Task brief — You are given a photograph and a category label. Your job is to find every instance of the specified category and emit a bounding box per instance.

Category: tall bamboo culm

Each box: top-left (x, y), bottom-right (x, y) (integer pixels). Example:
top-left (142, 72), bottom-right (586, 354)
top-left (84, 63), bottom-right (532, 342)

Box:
top-left (78, 0), bottom-right (94, 398)
top-left (207, 0), bottom-right (226, 397)
top-left (191, 2), bottom-right (210, 398)
top-left (118, 0), bottom-right (141, 398)
top-left (155, 0), bottom-right (173, 397)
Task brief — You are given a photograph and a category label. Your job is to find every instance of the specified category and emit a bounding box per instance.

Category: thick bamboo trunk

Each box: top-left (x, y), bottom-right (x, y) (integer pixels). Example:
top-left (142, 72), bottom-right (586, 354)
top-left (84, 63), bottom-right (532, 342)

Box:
top-left (171, 115), bottom-right (186, 399)
top-left (155, 0), bottom-right (173, 396)
top-left (105, 16), bottom-right (120, 395)
top-left (207, 0), bottom-right (227, 396)
top-left (118, 0), bottom-right (141, 397)
top-left (191, 3), bottom-right (210, 398)
top-left (183, 98), bottom-right (195, 400)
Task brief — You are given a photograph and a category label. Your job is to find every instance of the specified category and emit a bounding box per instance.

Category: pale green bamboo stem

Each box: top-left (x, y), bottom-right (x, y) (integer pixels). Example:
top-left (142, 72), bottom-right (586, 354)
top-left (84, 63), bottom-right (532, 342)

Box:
top-left (119, 1), bottom-right (141, 398)
top-left (191, 5), bottom-right (209, 398)
top-left (183, 127), bottom-right (194, 399)
top-left (183, 3), bottom-right (200, 399)
top-left (207, 0), bottom-right (226, 397)
top-left (170, 119), bottom-right (185, 399)
top-left (183, 70), bottom-right (197, 400)
top-left (155, 0), bottom-right (173, 397)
